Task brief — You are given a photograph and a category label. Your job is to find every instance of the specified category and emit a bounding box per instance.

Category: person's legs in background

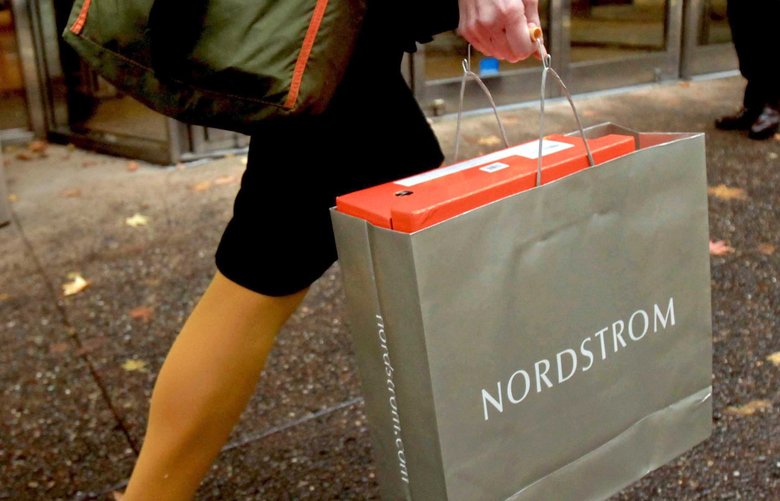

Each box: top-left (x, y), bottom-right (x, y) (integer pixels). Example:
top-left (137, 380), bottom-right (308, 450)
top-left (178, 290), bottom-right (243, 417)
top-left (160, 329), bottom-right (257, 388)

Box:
top-left (715, 0), bottom-right (779, 139)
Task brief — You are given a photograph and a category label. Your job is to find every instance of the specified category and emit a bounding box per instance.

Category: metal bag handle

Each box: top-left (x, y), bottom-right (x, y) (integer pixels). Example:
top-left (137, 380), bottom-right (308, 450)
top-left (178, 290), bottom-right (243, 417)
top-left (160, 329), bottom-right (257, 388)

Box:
top-left (453, 26), bottom-right (595, 187)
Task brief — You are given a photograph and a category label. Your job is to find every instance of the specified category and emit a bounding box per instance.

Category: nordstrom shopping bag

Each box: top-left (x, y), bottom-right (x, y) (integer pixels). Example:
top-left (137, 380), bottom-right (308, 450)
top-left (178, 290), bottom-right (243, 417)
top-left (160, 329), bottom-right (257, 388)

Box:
top-left (330, 123), bottom-right (712, 500)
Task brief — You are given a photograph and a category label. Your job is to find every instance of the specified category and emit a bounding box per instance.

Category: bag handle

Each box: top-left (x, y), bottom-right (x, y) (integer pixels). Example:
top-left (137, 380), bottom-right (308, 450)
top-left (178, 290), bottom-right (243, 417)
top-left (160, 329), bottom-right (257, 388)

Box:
top-left (452, 27), bottom-right (595, 187)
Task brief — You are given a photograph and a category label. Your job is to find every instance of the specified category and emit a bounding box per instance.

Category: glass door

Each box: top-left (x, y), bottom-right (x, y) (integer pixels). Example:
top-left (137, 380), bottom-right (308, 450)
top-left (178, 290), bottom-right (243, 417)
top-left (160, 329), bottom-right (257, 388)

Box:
top-left (564, 0), bottom-right (683, 93)
top-left (680, 0), bottom-right (735, 78)
top-left (413, 0), bottom-right (686, 115)
top-left (0, 0), bottom-right (30, 135)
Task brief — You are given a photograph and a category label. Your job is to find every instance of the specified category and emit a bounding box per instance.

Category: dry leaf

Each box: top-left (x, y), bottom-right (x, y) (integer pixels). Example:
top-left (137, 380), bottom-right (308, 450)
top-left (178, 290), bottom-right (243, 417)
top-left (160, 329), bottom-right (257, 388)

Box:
top-left (708, 184), bottom-right (748, 201)
top-left (129, 306), bottom-right (154, 322)
top-left (66, 143), bottom-right (76, 151)
top-left (61, 188), bottom-right (82, 198)
top-left (125, 213), bottom-right (149, 227)
top-left (725, 400), bottom-right (772, 416)
top-left (49, 342), bottom-right (70, 354)
top-left (62, 273), bottom-right (90, 296)
top-left (122, 359), bottom-right (148, 372)
top-left (758, 243), bottom-right (776, 255)
top-left (191, 180), bottom-right (212, 192)
top-left (501, 116), bottom-right (520, 125)
top-left (76, 336), bottom-right (107, 356)
top-left (112, 492), bottom-right (124, 501)
top-left (213, 175), bottom-right (237, 186)
top-left (709, 240), bottom-right (735, 256)
top-left (82, 159), bottom-right (98, 168)
top-left (8, 193), bottom-right (17, 203)
top-left (0, 292), bottom-right (11, 301)
top-left (767, 352), bottom-right (780, 366)
top-left (478, 135), bottom-right (502, 147)
top-left (126, 161), bottom-right (140, 172)
top-left (678, 81), bottom-right (691, 88)
top-left (769, 152), bottom-right (778, 161)
top-left (28, 140), bottom-right (48, 153)
top-left (15, 151), bottom-right (36, 161)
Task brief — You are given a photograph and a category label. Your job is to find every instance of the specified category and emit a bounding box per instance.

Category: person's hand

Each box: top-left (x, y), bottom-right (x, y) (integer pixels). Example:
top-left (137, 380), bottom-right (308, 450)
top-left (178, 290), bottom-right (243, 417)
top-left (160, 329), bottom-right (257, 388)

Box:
top-left (457, 0), bottom-right (541, 62)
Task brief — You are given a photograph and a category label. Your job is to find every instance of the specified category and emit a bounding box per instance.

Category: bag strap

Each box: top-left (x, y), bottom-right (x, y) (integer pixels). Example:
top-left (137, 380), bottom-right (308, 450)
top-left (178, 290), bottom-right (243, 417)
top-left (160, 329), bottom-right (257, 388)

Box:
top-left (453, 28), bottom-right (595, 188)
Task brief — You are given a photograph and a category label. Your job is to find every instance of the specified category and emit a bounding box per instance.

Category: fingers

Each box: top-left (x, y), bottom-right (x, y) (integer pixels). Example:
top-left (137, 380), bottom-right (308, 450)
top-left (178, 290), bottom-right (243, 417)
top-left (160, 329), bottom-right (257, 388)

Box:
top-left (458, 0), bottom-right (540, 63)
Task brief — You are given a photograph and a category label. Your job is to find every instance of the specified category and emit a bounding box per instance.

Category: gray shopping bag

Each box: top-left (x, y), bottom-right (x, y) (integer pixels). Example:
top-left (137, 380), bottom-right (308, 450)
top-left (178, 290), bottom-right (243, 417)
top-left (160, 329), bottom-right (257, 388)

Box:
top-left (331, 123), bottom-right (712, 500)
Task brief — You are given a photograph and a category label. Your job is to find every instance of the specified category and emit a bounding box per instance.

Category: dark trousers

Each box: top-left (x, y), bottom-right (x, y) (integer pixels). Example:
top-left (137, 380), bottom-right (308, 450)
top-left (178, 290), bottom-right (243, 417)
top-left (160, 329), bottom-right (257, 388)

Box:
top-left (727, 0), bottom-right (780, 109)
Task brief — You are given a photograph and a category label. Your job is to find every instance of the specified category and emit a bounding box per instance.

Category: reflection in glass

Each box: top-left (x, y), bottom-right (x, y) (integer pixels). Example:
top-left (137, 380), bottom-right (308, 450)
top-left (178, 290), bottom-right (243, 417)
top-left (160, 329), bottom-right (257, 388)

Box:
top-left (697, 0), bottom-right (730, 46)
top-left (570, 0), bottom-right (666, 63)
top-left (0, 1), bottom-right (29, 130)
top-left (425, 0), bottom-right (550, 81)
top-left (51, 0), bottom-right (167, 143)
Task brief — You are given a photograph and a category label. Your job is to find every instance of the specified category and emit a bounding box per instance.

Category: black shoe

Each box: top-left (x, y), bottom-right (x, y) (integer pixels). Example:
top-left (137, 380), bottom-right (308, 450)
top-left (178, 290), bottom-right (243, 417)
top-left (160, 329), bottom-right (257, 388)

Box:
top-left (748, 105), bottom-right (780, 140)
top-left (714, 107), bottom-right (761, 130)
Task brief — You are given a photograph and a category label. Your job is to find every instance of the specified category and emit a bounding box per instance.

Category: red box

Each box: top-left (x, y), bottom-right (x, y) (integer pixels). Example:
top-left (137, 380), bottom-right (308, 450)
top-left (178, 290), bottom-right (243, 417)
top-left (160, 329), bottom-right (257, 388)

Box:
top-left (337, 133), bottom-right (636, 233)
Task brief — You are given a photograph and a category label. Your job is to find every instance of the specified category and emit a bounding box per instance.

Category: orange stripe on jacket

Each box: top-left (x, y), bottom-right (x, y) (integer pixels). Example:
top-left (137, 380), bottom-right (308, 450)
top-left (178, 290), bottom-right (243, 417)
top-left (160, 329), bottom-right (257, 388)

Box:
top-left (284, 0), bottom-right (329, 110)
top-left (70, 0), bottom-right (92, 34)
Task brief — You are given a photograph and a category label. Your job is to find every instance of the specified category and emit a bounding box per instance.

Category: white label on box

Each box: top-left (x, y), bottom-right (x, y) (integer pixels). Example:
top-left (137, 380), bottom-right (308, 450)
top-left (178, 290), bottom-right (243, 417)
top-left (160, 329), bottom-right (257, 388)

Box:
top-left (480, 162), bottom-right (510, 173)
top-left (395, 140), bottom-right (573, 187)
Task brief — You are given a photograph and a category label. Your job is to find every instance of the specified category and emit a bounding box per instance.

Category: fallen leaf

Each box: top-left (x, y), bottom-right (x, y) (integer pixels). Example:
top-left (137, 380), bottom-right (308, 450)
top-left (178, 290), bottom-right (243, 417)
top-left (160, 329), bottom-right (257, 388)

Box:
top-left (143, 277), bottom-right (162, 287)
top-left (501, 116), bottom-right (520, 125)
top-left (61, 188), bottom-right (82, 198)
top-left (708, 184), bottom-right (748, 201)
top-left (767, 352), bottom-right (780, 366)
top-left (175, 162), bottom-right (186, 171)
top-left (191, 180), bottom-right (212, 192)
top-left (758, 243), bottom-right (776, 255)
top-left (125, 213), bottom-right (149, 227)
top-left (478, 135), bottom-right (502, 147)
top-left (678, 81), bottom-right (691, 88)
top-left (213, 175), bottom-right (237, 186)
top-left (28, 140), bottom-right (48, 153)
top-left (66, 143), bottom-right (76, 151)
top-left (62, 273), bottom-right (90, 296)
top-left (129, 306), bottom-right (154, 322)
top-left (0, 293), bottom-right (11, 301)
top-left (769, 152), bottom-right (778, 161)
top-left (49, 342), bottom-right (70, 354)
top-left (126, 161), bottom-right (140, 172)
top-left (15, 151), bottom-right (36, 161)
top-left (725, 400), bottom-right (772, 416)
top-left (8, 193), bottom-right (17, 203)
top-left (112, 492), bottom-right (124, 501)
top-left (76, 336), bottom-right (107, 356)
top-left (709, 240), bottom-right (735, 256)
top-left (122, 359), bottom-right (148, 372)
top-left (82, 160), bottom-right (98, 168)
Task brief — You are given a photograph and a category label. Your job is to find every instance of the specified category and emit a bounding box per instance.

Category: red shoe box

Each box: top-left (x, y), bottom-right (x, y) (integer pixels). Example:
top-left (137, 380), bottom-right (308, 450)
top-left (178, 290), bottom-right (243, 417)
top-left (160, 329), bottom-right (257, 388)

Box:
top-left (336, 133), bottom-right (636, 233)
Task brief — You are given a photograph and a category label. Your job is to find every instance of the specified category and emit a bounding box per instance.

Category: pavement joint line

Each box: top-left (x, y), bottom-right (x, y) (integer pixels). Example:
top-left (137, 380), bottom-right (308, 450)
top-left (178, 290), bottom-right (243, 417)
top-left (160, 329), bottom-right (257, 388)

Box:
top-left (223, 396), bottom-right (365, 452)
top-left (7, 209), bottom-right (141, 457)
top-left (85, 397), bottom-right (366, 499)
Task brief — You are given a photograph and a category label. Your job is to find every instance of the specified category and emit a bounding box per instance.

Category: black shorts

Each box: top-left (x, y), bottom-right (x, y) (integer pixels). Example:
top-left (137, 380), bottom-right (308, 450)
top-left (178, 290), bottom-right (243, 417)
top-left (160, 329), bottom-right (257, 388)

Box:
top-left (215, 16), bottom-right (444, 296)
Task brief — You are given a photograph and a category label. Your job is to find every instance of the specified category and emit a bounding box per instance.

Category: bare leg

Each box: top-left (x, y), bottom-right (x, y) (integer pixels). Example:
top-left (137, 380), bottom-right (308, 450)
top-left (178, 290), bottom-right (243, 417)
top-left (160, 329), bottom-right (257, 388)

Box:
top-left (122, 271), bottom-right (307, 501)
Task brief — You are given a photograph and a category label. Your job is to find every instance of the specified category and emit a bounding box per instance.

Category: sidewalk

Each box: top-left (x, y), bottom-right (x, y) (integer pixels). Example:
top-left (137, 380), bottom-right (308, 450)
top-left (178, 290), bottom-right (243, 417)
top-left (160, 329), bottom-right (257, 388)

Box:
top-left (0, 76), bottom-right (777, 500)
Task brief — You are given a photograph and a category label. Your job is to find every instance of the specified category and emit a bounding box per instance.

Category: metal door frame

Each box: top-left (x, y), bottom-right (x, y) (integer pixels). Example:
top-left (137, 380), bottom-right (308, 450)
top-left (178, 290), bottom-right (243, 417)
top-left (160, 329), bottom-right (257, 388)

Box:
top-left (0, 0), bottom-right (40, 143)
top-left (680, 0), bottom-right (736, 78)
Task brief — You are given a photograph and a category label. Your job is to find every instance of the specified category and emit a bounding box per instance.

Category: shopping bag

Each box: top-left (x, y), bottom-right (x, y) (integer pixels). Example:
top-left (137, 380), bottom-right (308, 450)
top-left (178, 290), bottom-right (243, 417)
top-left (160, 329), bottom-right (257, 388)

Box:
top-left (330, 122), bottom-right (712, 500)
